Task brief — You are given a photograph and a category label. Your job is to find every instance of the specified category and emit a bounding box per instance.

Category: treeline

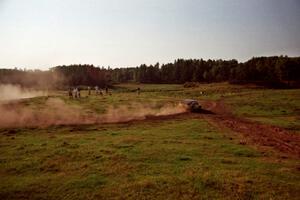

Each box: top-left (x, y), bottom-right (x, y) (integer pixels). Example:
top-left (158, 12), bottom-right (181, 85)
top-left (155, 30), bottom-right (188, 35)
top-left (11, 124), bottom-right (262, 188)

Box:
top-left (0, 69), bottom-right (56, 89)
top-left (50, 64), bottom-right (111, 87)
top-left (0, 64), bottom-right (111, 89)
top-left (0, 56), bottom-right (299, 88)
top-left (112, 56), bottom-right (300, 87)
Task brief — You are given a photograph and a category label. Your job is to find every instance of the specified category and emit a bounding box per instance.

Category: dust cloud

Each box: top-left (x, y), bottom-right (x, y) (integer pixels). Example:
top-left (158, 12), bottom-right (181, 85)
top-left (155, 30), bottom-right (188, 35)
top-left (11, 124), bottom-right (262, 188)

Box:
top-left (0, 97), bottom-right (187, 128)
top-left (101, 102), bottom-right (187, 123)
top-left (0, 84), bottom-right (45, 101)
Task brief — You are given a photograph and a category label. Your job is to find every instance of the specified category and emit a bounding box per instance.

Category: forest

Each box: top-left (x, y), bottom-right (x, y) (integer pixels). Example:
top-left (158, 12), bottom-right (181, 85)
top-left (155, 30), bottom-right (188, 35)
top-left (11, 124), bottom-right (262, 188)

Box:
top-left (0, 56), bottom-right (299, 88)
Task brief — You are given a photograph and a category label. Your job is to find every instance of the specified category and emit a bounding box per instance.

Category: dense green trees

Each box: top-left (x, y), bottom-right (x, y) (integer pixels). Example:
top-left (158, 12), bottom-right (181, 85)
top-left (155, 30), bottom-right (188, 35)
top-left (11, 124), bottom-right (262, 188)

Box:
top-left (51, 64), bottom-right (111, 87)
top-left (0, 65), bottom-right (111, 89)
top-left (117, 58), bottom-right (239, 84)
top-left (111, 56), bottom-right (299, 87)
top-left (230, 56), bottom-right (300, 87)
top-left (0, 56), bottom-right (299, 88)
top-left (0, 68), bottom-right (57, 88)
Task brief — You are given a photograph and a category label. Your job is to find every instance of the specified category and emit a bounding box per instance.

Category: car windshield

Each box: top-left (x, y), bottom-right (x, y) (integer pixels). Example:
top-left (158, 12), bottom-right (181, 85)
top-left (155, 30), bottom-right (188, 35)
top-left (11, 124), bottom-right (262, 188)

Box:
top-left (183, 99), bottom-right (198, 104)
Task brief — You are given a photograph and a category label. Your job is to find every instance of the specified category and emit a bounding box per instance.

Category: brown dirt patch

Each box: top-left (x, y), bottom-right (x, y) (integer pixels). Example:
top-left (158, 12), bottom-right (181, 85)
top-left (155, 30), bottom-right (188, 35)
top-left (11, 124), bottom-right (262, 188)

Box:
top-left (201, 99), bottom-right (300, 158)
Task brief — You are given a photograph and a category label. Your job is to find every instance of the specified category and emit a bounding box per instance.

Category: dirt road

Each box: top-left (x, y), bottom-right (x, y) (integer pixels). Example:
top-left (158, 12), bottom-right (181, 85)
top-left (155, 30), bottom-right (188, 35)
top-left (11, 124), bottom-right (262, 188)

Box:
top-left (201, 100), bottom-right (300, 158)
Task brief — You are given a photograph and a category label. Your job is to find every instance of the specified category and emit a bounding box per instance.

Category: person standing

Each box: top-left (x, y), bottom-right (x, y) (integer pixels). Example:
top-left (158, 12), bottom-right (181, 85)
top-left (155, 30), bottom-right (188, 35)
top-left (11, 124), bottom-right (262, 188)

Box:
top-left (72, 88), bottom-right (77, 98)
top-left (137, 87), bottom-right (141, 95)
top-left (88, 86), bottom-right (91, 95)
top-left (95, 86), bottom-right (99, 95)
top-left (68, 88), bottom-right (72, 98)
top-left (78, 88), bottom-right (81, 98)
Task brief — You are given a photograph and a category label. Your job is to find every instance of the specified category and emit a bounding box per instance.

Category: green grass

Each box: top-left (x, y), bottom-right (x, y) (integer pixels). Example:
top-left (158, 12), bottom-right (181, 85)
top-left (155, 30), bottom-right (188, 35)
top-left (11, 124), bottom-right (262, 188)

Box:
top-left (223, 89), bottom-right (300, 131)
top-left (1, 83), bottom-right (300, 199)
top-left (1, 119), bottom-right (299, 199)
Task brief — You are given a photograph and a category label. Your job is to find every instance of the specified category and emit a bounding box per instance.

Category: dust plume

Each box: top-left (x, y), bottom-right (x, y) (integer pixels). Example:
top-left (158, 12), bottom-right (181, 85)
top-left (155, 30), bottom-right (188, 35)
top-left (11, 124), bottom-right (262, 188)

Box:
top-left (0, 84), bottom-right (45, 101)
top-left (100, 102), bottom-right (187, 123)
top-left (0, 98), bottom-right (188, 128)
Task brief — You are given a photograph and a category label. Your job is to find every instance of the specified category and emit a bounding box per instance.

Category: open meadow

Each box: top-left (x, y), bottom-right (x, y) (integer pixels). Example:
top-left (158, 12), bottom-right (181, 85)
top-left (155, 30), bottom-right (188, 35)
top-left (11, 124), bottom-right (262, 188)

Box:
top-left (0, 83), bottom-right (299, 200)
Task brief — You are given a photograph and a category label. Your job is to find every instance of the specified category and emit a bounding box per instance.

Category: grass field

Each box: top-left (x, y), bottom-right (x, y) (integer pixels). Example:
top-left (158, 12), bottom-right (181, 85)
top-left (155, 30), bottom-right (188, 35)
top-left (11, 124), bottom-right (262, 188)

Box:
top-left (223, 89), bottom-right (300, 131)
top-left (0, 83), bottom-right (299, 199)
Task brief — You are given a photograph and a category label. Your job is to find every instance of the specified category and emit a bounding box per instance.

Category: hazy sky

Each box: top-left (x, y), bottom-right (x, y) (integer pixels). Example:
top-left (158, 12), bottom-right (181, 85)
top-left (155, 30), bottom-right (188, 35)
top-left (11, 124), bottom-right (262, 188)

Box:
top-left (0, 0), bottom-right (299, 69)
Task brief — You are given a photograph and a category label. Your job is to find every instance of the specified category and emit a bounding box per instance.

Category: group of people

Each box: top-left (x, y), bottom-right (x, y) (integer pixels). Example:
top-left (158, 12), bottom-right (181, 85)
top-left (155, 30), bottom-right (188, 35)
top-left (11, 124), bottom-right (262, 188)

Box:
top-left (68, 86), bottom-right (142, 99)
top-left (68, 86), bottom-right (110, 99)
top-left (68, 88), bottom-right (81, 99)
top-left (92, 86), bottom-right (109, 96)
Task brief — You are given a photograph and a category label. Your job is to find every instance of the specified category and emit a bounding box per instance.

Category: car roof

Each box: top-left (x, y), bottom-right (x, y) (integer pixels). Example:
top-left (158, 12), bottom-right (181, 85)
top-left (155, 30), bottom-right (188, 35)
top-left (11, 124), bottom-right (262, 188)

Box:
top-left (183, 99), bottom-right (198, 103)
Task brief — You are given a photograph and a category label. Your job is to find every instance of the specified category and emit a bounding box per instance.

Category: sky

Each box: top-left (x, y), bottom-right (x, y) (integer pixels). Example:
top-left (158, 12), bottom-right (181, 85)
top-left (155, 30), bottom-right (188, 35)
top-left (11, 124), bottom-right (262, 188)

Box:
top-left (0, 0), bottom-right (299, 70)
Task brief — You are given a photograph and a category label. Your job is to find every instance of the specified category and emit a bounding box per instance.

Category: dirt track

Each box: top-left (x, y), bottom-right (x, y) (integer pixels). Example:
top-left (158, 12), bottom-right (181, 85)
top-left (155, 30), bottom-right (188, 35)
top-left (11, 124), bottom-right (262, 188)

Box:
top-left (115, 99), bottom-right (300, 158)
top-left (1, 97), bottom-right (299, 158)
top-left (201, 100), bottom-right (300, 158)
